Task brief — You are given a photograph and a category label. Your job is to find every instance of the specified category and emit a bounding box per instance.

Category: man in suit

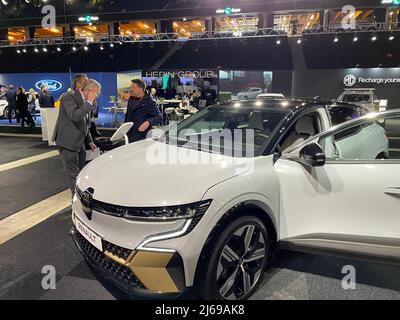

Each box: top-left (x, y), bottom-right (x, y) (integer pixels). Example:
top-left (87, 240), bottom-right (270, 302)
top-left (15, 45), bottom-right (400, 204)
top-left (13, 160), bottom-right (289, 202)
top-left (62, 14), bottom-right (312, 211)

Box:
top-left (125, 79), bottom-right (162, 143)
top-left (53, 79), bottom-right (100, 194)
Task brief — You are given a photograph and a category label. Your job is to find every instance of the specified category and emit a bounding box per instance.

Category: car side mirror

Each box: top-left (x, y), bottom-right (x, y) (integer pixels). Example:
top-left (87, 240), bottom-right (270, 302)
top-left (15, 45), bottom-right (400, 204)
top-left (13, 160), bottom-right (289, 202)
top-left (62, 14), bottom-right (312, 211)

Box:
top-left (298, 143), bottom-right (326, 167)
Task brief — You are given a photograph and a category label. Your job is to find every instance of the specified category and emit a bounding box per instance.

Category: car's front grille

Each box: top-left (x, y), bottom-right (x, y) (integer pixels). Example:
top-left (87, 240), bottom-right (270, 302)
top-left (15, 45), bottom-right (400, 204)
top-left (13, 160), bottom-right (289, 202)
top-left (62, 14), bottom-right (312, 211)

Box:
top-left (73, 229), bottom-right (144, 289)
top-left (103, 239), bottom-right (132, 261)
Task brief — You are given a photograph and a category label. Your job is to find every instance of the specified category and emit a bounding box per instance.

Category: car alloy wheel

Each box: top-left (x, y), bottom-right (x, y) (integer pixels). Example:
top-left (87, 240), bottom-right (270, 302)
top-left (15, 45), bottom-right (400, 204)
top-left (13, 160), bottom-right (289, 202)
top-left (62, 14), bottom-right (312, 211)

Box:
top-left (4, 107), bottom-right (15, 119)
top-left (217, 222), bottom-right (266, 299)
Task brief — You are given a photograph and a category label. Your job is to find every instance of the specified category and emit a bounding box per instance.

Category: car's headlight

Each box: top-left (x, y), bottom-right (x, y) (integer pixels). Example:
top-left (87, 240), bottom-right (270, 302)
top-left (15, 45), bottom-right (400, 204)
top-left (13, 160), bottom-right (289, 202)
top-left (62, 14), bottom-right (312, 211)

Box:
top-left (76, 187), bottom-right (213, 223)
top-left (122, 200), bottom-right (212, 221)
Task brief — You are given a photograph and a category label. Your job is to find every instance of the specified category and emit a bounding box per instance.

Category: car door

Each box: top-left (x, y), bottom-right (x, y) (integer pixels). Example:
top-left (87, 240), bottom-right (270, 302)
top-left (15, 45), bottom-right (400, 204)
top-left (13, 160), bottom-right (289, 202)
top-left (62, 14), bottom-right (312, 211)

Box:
top-left (275, 111), bottom-right (400, 260)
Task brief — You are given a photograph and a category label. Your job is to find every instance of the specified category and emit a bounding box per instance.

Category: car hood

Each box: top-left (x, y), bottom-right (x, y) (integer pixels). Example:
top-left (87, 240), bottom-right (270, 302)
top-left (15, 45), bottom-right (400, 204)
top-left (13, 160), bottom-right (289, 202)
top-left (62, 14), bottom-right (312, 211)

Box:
top-left (77, 139), bottom-right (253, 207)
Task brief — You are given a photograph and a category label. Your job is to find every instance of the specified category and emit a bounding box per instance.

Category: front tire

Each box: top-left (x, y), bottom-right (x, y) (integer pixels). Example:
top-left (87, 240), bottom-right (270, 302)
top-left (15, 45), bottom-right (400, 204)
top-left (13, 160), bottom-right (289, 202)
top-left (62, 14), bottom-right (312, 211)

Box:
top-left (4, 107), bottom-right (14, 119)
top-left (200, 215), bottom-right (268, 300)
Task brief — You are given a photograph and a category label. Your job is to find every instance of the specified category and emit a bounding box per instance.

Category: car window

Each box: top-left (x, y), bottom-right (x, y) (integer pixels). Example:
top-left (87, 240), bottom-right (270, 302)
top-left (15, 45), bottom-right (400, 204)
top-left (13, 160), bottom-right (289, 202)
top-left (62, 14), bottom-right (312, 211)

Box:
top-left (279, 112), bottom-right (321, 152)
top-left (341, 94), bottom-right (371, 103)
top-left (164, 104), bottom-right (288, 157)
top-left (319, 114), bottom-right (400, 161)
top-left (329, 106), bottom-right (367, 126)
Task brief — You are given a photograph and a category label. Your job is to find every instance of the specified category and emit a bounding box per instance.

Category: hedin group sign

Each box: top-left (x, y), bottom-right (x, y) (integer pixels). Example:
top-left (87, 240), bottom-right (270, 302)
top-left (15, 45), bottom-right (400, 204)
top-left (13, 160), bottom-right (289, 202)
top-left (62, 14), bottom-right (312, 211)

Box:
top-left (144, 70), bottom-right (217, 78)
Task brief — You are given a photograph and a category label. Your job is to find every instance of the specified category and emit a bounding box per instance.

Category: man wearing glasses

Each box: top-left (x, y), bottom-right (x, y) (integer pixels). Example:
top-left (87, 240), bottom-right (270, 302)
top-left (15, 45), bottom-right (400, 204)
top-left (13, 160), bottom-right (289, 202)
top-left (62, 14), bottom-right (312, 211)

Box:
top-left (53, 79), bottom-right (100, 195)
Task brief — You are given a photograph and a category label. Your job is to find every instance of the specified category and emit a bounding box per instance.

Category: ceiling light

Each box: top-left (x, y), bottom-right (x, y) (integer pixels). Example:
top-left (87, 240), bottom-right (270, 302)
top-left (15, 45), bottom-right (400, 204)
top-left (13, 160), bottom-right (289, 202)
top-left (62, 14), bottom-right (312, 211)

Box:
top-left (22, 48), bottom-right (27, 53)
top-left (16, 49), bottom-right (21, 54)
top-left (100, 45), bottom-right (104, 50)
top-left (183, 17), bottom-right (187, 21)
top-left (1, 0), bottom-right (8, 5)
top-left (297, 38), bottom-right (302, 44)
top-left (110, 43), bottom-right (114, 47)
top-left (334, 36), bottom-right (339, 43)
top-left (84, 45), bottom-right (88, 51)
top-left (57, 47), bottom-right (61, 52)
top-left (371, 35), bottom-right (377, 41)
top-left (389, 35), bottom-right (394, 41)
top-left (34, 47), bottom-right (39, 53)
top-left (353, 36), bottom-right (358, 42)
top-left (72, 46), bottom-right (77, 51)
top-left (276, 39), bottom-right (281, 45)
top-left (42, 47), bottom-right (47, 52)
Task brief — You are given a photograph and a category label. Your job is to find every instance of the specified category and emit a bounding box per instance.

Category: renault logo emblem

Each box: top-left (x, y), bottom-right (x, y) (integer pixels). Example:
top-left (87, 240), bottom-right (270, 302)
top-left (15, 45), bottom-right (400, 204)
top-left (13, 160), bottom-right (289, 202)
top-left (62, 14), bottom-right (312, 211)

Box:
top-left (81, 188), bottom-right (94, 220)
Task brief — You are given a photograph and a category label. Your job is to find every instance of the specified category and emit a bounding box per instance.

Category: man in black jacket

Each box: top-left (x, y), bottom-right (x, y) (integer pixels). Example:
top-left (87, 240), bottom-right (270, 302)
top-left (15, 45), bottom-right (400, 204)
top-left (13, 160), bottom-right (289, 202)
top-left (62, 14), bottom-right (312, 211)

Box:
top-left (39, 85), bottom-right (55, 108)
top-left (125, 79), bottom-right (163, 143)
top-left (16, 87), bottom-right (34, 127)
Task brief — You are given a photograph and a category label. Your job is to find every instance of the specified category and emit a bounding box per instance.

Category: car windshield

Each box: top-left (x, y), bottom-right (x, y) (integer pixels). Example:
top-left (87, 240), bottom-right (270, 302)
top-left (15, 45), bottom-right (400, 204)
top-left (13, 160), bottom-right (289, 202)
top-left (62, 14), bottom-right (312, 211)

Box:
top-left (329, 106), bottom-right (367, 126)
top-left (342, 94), bottom-right (371, 103)
top-left (162, 103), bottom-right (288, 157)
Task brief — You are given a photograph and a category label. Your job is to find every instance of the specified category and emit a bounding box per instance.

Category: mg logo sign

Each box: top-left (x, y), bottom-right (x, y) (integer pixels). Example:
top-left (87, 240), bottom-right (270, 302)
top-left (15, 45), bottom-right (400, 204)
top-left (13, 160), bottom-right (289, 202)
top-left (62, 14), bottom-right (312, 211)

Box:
top-left (344, 75), bottom-right (356, 87)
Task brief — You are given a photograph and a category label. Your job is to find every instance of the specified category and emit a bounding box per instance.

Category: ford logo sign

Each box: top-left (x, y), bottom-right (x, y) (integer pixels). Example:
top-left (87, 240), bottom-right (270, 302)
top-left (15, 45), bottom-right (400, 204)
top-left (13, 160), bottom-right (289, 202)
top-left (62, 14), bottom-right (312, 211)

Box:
top-left (35, 79), bottom-right (63, 92)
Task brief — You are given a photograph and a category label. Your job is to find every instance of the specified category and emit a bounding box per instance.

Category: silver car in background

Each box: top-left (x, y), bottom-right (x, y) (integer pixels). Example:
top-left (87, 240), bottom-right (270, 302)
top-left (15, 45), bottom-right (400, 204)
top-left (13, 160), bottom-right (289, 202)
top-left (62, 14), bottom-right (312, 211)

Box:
top-left (337, 88), bottom-right (380, 112)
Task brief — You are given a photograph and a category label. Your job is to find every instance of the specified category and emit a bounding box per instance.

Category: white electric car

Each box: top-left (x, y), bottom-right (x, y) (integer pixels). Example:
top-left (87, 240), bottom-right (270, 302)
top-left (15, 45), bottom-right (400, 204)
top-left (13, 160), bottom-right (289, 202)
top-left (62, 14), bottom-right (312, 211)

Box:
top-left (0, 99), bottom-right (9, 118)
top-left (71, 99), bottom-right (398, 300)
top-left (237, 87), bottom-right (263, 100)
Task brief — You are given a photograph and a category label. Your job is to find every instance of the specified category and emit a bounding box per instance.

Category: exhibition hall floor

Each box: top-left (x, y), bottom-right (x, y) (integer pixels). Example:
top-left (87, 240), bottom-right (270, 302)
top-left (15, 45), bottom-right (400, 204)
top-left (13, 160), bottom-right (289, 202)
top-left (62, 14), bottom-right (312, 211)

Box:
top-left (1, 135), bottom-right (400, 300)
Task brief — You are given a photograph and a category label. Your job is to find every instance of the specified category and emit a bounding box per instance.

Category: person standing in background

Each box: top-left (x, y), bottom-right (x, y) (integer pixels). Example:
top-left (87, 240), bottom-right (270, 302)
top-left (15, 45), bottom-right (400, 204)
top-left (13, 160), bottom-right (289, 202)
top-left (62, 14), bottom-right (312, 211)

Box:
top-left (39, 85), bottom-right (55, 108)
top-left (27, 88), bottom-right (39, 121)
top-left (5, 85), bottom-right (17, 123)
top-left (125, 79), bottom-right (162, 143)
top-left (16, 86), bottom-right (35, 127)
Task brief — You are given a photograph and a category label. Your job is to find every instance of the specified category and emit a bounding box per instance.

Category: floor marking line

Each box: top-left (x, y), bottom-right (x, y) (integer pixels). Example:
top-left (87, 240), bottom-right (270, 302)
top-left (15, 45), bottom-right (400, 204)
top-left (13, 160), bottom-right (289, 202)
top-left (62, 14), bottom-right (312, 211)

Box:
top-left (0, 189), bottom-right (71, 245)
top-left (0, 150), bottom-right (59, 172)
top-left (0, 133), bottom-right (42, 138)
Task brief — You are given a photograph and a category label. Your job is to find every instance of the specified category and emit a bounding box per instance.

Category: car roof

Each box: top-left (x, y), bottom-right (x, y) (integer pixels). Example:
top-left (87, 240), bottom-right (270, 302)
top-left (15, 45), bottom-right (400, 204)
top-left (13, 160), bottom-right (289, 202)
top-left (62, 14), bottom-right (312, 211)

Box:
top-left (215, 98), bottom-right (323, 111)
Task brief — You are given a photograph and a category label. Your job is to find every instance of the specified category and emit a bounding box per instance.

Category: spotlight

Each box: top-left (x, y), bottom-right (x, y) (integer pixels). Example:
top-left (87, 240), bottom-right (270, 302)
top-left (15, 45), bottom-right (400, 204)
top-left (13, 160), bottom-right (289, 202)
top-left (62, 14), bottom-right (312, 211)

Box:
top-left (100, 45), bottom-right (104, 50)
top-left (57, 47), bottom-right (61, 52)
top-left (72, 46), bottom-right (77, 51)
top-left (1, 0), bottom-right (8, 5)
top-left (276, 39), bottom-right (281, 45)
top-left (353, 36), bottom-right (358, 42)
top-left (16, 49), bottom-right (21, 54)
top-left (110, 43), bottom-right (114, 47)
top-left (22, 48), bottom-right (27, 53)
top-left (334, 36), bottom-right (339, 43)
top-left (297, 38), bottom-right (302, 44)
top-left (84, 45), bottom-right (89, 51)
top-left (34, 47), bottom-right (39, 53)
top-left (42, 47), bottom-right (47, 52)
top-left (371, 35), bottom-right (377, 41)
top-left (389, 35), bottom-right (394, 41)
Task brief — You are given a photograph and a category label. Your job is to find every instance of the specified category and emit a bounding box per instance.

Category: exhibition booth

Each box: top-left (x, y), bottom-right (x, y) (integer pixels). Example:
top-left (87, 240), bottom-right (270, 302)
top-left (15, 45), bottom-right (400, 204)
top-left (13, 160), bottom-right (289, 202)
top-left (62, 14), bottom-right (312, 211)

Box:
top-left (1, 67), bottom-right (400, 129)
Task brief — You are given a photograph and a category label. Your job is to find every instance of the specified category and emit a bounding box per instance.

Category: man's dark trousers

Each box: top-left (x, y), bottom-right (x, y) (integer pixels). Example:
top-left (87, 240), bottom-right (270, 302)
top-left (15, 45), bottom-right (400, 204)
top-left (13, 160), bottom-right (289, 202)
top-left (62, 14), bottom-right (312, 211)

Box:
top-left (58, 145), bottom-right (86, 194)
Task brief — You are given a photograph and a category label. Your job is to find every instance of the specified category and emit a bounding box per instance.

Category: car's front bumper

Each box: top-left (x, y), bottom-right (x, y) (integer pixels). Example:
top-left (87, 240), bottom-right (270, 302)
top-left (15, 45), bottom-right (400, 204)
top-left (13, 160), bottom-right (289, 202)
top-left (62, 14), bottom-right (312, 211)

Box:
top-left (70, 227), bottom-right (191, 299)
